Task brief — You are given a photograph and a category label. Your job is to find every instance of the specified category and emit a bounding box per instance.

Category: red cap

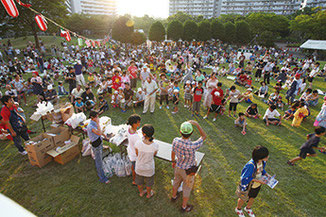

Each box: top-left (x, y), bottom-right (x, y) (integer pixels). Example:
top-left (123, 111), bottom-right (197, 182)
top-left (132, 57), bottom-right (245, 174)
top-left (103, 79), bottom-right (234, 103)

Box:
top-left (295, 73), bottom-right (300, 78)
top-left (32, 71), bottom-right (39, 76)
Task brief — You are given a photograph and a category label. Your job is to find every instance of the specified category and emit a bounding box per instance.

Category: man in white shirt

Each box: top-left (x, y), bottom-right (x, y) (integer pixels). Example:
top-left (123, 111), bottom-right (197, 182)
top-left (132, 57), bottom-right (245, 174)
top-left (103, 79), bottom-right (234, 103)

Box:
top-left (308, 62), bottom-right (320, 88)
top-left (71, 84), bottom-right (84, 103)
top-left (263, 105), bottom-right (282, 126)
top-left (143, 77), bottom-right (158, 114)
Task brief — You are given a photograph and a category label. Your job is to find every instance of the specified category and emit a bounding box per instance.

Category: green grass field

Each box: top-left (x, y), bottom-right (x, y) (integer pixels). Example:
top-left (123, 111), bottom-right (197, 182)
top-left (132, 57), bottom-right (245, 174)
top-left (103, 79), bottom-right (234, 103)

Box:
top-left (0, 56), bottom-right (326, 216)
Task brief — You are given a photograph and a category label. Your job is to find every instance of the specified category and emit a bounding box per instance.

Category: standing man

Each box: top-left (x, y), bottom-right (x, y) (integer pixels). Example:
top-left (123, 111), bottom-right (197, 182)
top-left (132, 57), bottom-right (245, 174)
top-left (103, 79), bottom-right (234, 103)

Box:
top-left (74, 60), bottom-right (86, 86)
top-left (171, 120), bottom-right (206, 212)
top-left (1, 96), bottom-right (29, 155)
top-left (87, 110), bottom-right (110, 184)
top-left (143, 76), bottom-right (158, 114)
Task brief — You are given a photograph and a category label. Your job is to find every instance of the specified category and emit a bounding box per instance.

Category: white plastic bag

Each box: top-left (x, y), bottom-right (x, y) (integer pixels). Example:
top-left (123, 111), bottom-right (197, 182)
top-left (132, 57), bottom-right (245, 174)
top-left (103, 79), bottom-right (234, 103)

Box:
top-left (81, 138), bottom-right (92, 157)
top-left (124, 156), bottom-right (132, 176)
top-left (65, 112), bottom-right (87, 129)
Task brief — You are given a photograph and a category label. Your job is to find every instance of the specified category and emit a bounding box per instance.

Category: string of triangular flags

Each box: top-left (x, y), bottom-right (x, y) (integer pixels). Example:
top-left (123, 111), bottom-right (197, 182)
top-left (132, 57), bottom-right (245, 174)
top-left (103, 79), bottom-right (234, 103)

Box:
top-left (1, 0), bottom-right (111, 47)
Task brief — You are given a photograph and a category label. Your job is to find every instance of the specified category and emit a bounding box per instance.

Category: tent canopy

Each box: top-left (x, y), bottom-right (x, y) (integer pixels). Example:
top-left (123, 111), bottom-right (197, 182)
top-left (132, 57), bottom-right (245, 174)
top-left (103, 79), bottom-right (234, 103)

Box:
top-left (300, 40), bottom-right (326, 50)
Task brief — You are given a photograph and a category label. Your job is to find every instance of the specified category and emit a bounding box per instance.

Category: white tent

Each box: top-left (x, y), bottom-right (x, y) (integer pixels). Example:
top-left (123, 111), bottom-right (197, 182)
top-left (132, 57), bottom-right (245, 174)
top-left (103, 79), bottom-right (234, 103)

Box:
top-left (300, 40), bottom-right (326, 50)
top-left (0, 194), bottom-right (35, 217)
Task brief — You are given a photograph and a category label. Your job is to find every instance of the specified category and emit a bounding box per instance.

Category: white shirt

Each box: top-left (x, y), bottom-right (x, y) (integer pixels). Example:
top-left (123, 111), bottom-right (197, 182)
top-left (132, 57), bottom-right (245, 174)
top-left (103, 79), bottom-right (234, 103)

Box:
top-left (71, 88), bottom-right (84, 98)
top-left (309, 66), bottom-right (320, 77)
top-left (264, 109), bottom-right (280, 120)
top-left (135, 140), bottom-right (159, 177)
top-left (143, 80), bottom-right (158, 96)
top-left (127, 127), bottom-right (141, 162)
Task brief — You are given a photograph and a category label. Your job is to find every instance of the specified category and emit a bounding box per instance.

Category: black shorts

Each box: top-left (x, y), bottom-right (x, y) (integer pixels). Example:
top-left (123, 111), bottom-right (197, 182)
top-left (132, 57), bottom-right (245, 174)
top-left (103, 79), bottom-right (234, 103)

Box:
top-left (210, 104), bottom-right (221, 113)
top-left (307, 76), bottom-right (314, 82)
top-left (255, 69), bottom-right (262, 78)
top-left (107, 87), bottom-right (112, 94)
top-left (248, 186), bottom-right (261, 199)
top-left (173, 96), bottom-right (178, 105)
top-left (229, 102), bottom-right (238, 111)
top-left (299, 148), bottom-right (316, 159)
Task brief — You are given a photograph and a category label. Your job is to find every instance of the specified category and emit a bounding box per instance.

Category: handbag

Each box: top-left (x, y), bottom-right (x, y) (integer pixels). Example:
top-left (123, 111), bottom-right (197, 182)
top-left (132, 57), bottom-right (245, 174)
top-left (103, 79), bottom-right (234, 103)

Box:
top-left (91, 137), bottom-right (102, 148)
top-left (235, 162), bottom-right (257, 201)
top-left (185, 165), bottom-right (199, 175)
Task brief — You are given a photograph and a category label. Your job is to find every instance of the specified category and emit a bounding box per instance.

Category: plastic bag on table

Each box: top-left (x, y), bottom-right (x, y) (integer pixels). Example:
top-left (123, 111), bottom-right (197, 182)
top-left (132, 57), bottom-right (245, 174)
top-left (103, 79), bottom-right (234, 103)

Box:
top-left (65, 112), bottom-right (87, 129)
top-left (103, 156), bottom-right (114, 178)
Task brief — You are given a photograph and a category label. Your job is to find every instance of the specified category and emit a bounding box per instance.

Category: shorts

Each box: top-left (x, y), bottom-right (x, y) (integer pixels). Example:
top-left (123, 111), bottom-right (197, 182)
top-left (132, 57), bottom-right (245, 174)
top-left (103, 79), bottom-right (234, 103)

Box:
top-left (229, 102), bottom-right (238, 111)
top-left (307, 76), bottom-right (314, 82)
top-left (135, 174), bottom-right (154, 187)
top-left (210, 104), bottom-right (221, 113)
top-left (172, 167), bottom-right (195, 198)
top-left (107, 87), bottom-right (112, 94)
top-left (255, 69), bottom-right (262, 78)
top-left (234, 120), bottom-right (247, 126)
top-left (263, 118), bottom-right (280, 123)
top-left (248, 186), bottom-right (261, 199)
top-left (173, 96), bottom-right (179, 105)
top-left (184, 93), bottom-right (192, 101)
top-left (299, 148), bottom-right (316, 159)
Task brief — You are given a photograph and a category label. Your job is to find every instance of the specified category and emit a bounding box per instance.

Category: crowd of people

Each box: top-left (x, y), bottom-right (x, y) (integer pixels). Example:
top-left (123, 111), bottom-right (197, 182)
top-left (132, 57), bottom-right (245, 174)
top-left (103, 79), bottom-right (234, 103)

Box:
top-left (1, 38), bottom-right (326, 215)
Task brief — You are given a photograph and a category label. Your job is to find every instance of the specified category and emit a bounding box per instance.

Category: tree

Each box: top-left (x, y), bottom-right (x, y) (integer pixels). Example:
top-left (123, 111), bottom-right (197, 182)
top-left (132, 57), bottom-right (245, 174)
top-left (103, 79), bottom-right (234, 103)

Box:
top-left (112, 16), bottom-right (134, 43)
top-left (197, 20), bottom-right (212, 41)
top-left (257, 31), bottom-right (275, 47)
top-left (235, 20), bottom-right (251, 44)
top-left (131, 32), bottom-right (146, 45)
top-left (133, 15), bottom-right (156, 35)
top-left (167, 12), bottom-right (193, 24)
top-left (211, 19), bottom-right (225, 41)
top-left (224, 22), bottom-right (236, 44)
top-left (182, 20), bottom-right (198, 41)
top-left (0, 0), bottom-right (68, 48)
top-left (167, 20), bottom-right (183, 41)
top-left (149, 21), bottom-right (165, 42)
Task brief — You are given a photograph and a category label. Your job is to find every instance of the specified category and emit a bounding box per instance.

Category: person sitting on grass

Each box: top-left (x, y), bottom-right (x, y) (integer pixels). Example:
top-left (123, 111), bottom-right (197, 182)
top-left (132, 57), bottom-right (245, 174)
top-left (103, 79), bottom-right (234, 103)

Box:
top-left (135, 124), bottom-right (159, 199)
top-left (292, 102), bottom-right (309, 127)
top-left (268, 90), bottom-right (284, 109)
top-left (287, 126), bottom-right (326, 166)
top-left (283, 105), bottom-right (296, 120)
top-left (299, 88), bottom-right (312, 103)
top-left (240, 88), bottom-right (254, 103)
top-left (204, 82), bottom-right (224, 122)
top-left (44, 85), bottom-right (58, 104)
top-left (235, 112), bottom-right (247, 135)
top-left (255, 82), bottom-right (268, 99)
top-left (58, 81), bottom-right (68, 96)
top-left (134, 88), bottom-right (145, 107)
top-left (74, 97), bottom-right (84, 113)
top-left (306, 90), bottom-right (319, 107)
top-left (98, 96), bottom-right (108, 115)
top-left (111, 90), bottom-right (119, 108)
top-left (245, 103), bottom-right (261, 119)
top-left (263, 104), bottom-right (283, 126)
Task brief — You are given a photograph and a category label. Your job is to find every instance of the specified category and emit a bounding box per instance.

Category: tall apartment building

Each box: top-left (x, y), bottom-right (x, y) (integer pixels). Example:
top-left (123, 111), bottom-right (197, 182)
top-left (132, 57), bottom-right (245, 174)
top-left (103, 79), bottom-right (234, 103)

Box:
top-left (220, 0), bottom-right (302, 16)
top-left (304, 0), bottom-right (326, 8)
top-left (66, 0), bottom-right (117, 16)
top-left (169, 0), bottom-right (222, 18)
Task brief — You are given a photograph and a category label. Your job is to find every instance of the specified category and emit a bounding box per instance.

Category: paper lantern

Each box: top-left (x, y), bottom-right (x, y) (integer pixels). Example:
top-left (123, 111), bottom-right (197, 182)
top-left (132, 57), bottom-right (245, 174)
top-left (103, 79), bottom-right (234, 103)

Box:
top-left (96, 41), bottom-right (101, 47)
top-left (60, 29), bottom-right (71, 42)
top-left (91, 40), bottom-right (95, 47)
top-left (35, 15), bottom-right (47, 31)
top-left (1, 0), bottom-right (19, 17)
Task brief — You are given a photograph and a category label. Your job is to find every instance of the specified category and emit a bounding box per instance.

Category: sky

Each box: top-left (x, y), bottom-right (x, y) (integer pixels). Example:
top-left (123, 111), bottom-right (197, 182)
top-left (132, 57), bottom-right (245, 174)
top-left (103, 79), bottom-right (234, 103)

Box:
top-left (117, 0), bottom-right (169, 18)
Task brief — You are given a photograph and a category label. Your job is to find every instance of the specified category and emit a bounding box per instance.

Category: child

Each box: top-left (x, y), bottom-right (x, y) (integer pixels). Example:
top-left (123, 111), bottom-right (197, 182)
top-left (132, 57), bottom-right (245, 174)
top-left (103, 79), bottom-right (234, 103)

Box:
top-left (159, 74), bottom-right (169, 109)
top-left (98, 96), bottom-right (108, 115)
top-left (240, 88), bottom-right (253, 103)
top-left (235, 112), bottom-right (247, 135)
top-left (127, 114), bottom-right (141, 186)
top-left (287, 127), bottom-right (326, 166)
top-left (227, 85), bottom-right (241, 117)
top-left (135, 124), bottom-right (159, 199)
top-left (245, 103), bottom-right (261, 119)
top-left (118, 87), bottom-right (126, 112)
top-left (306, 90), bottom-right (319, 107)
top-left (58, 81), bottom-right (68, 96)
top-left (111, 90), bottom-right (119, 108)
top-left (172, 81), bottom-right (180, 114)
top-left (192, 81), bottom-right (204, 117)
top-left (75, 97), bottom-right (84, 113)
top-left (299, 88), bottom-right (312, 102)
top-left (283, 105), bottom-right (296, 120)
top-left (88, 72), bottom-right (95, 87)
top-left (263, 104), bottom-right (282, 126)
top-left (184, 80), bottom-right (192, 109)
top-left (135, 88), bottom-right (145, 107)
top-left (204, 82), bottom-right (224, 122)
top-left (292, 102), bottom-right (309, 127)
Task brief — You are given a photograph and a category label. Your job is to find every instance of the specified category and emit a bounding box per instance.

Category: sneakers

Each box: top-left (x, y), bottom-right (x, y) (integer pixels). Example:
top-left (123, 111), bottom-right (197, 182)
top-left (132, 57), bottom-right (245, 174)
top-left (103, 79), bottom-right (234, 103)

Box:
top-left (244, 207), bottom-right (255, 217)
top-left (212, 118), bottom-right (216, 122)
top-left (166, 105), bottom-right (169, 109)
top-left (19, 151), bottom-right (28, 155)
top-left (203, 116), bottom-right (207, 119)
top-left (184, 105), bottom-right (187, 108)
top-left (235, 208), bottom-right (245, 217)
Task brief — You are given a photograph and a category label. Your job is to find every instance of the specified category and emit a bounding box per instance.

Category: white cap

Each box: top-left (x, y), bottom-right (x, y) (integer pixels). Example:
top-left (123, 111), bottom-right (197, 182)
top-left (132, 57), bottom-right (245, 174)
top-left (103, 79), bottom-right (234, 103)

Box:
top-left (77, 60), bottom-right (81, 64)
top-left (191, 81), bottom-right (196, 85)
top-left (247, 88), bottom-right (253, 91)
top-left (174, 89), bottom-right (179, 93)
top-left (114, 90), bottom-right (118, 94)
top-left (186, 80), bottom-right (191, 84)
top-left (47, 85), bottom-right (53, 90)
top-left (137, 88), bottom-right (142, 92)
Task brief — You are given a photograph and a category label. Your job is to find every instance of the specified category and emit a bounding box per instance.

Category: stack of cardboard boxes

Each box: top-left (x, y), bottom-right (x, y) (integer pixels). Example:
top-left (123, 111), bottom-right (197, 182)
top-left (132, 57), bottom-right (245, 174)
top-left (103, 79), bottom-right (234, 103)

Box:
top-left (25, 127), bottom-right (80, 168)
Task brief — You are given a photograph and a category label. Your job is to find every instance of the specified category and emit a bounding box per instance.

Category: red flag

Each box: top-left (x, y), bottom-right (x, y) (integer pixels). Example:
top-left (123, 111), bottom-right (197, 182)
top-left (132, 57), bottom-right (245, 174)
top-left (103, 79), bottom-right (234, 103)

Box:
top-left (96, 41), bottom-right (101, 47)
top-left (1, 0), bottom-right (19, 17)
top-left (91, 40), bottom-right (95, 47)
top-left (60, 29), bottom-right (71, 42)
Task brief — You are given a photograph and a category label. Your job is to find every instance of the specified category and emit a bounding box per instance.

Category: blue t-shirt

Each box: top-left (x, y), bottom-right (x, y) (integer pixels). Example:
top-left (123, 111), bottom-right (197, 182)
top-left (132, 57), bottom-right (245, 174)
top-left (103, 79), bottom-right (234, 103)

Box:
top-left (75, 101), bottom-right (84, 108)
top-left (74, 64), bottom-right (83, 75)
top-left (87, 120), bottom-right (100, 142)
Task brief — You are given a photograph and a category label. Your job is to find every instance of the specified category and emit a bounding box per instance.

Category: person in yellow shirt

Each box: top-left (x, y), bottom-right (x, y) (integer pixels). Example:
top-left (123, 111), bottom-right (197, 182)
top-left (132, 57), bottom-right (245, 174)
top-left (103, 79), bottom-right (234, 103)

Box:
top-left (88, 72), bottom-right (95, 87)
top-left (292, 102), bottom-right (309, 127)
top-left (240, 88), bottom-right (254, 103)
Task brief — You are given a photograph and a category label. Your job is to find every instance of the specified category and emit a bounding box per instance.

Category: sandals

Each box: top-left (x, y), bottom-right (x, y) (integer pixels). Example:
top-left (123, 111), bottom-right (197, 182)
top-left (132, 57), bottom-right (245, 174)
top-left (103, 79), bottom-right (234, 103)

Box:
top-left (146, 190), bottom-right (155, 199)
top-left (139, 190), bottom-right (147, 197)
top-left (287, 160), bottom-right (294, 166)
top-left (170, 193), bottom-right (180, 202)
top-left (181, 204), bottom-right (194, 212)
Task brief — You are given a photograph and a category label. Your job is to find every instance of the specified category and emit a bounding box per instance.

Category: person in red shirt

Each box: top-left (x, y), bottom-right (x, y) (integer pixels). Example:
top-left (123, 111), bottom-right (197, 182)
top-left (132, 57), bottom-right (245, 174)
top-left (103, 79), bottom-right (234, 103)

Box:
top-left (128, 61), bottom-right (138, 89)
top-left (112, 71), bottom-right (122, 90)
top-left (203, 82), bottom-right (224, 122)
top-left (192, 81), bottom-right (204, 117)
top-left (1, 95), bottom-right (29, 155)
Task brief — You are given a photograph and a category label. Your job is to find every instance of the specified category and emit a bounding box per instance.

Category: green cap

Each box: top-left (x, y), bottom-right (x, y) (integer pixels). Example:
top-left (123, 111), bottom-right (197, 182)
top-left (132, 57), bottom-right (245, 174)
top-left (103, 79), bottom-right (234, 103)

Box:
top-left (180, 122), bottom-right (193, 135)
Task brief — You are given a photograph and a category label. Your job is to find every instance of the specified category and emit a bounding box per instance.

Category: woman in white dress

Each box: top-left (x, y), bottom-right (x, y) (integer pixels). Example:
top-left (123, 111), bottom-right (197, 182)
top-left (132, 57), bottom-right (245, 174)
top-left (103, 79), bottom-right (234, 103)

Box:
top-left (203, 73), bottom-right (218, 109)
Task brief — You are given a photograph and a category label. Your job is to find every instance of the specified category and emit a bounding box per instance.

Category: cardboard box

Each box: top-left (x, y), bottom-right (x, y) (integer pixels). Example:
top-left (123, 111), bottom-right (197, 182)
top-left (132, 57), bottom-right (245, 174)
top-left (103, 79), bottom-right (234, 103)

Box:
top-left (60, 103), bottom-right (74, 123)
top-left (25, 134), bottom-right (56, 168)
top-left (45, 126), bottom-right (70, 146)
top-left (47, 135), bottom-right (80, 165)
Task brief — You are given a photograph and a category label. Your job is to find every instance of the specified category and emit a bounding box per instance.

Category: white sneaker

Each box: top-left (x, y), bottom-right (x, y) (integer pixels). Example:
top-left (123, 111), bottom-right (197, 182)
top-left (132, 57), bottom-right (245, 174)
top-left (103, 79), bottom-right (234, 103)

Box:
top-left (212, 118), bottom-right (216, 122)
top-left (166, 106), bottom-right (169, 109)
top-left (235, 208), bottom-right (245, 217)
top-left (203, 116), bottom-right (207, 119)
top-left (20, 151), bottom-right (28, 155)
top-left (184, 105), bottom-right (187, 108)
top-left (244, 207), bottom-right (255, 217)
top-left (159, 106), bottom-right (162, 109)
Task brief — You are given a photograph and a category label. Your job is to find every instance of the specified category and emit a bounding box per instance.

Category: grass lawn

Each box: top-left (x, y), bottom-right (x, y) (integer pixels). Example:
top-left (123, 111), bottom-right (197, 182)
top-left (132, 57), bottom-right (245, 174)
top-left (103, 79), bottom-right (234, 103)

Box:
top-left (1, 60), bottom-right (326, 216)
